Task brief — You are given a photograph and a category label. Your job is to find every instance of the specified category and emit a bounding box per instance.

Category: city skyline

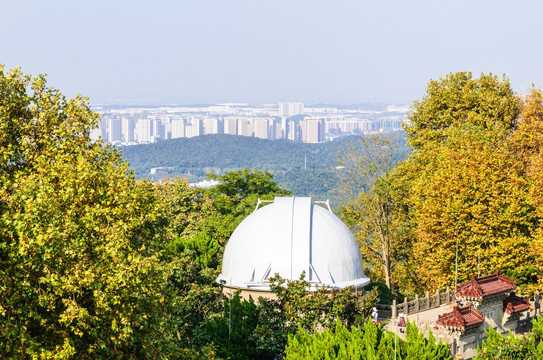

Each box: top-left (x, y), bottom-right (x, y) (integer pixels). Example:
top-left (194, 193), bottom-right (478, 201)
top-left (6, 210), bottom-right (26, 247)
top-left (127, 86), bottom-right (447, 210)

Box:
top-left (95, 102), bottom-right (405, 145)
top-left (2, 1), bottom-right (543, 107)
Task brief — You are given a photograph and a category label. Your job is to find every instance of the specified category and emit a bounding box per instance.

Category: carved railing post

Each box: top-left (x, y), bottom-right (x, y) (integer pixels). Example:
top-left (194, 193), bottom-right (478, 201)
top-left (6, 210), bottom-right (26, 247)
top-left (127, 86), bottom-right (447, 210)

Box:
top-left (425, 291), bottom-right (429, 309)
top-left (415, 294), bottom-right (419, 312)
top-left (436, 288), bottom-right (440, 306)
top-left (404, 297), bottom-right (408, 315)
top-left (392, 299), bottom-right (397, 319)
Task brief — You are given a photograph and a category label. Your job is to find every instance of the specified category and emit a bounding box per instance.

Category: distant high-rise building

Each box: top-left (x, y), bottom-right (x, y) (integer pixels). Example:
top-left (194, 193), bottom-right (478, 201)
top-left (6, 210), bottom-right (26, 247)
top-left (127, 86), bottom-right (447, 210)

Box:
top-left (121, 116), bottom-right (136, 142)
top-left (300, 118), bottom-right (324, 143)
top-left (203, 117), bottom-right (223, 135)
top-left (187, 117), bottom-right (202, 138)
top-left (238, 118), bottom-right (252, 137)
top-left (270, 118), bottom-right (282, 140)
top-left (152, 118), bottom-right (165, 140)
top-left (287, 119), bottom-right (299, 141)
top-left (136, 118), bottom-right (152, 143)
top-left (171, 117), bottom-right (186, 139)
top-left (107, 117), bottom-right (122, 142)
top-left (224, 117), bottom-right (238, 135)
top-left (253, 118), bottom-right (269, 139)
top-left (280, 117), bottom-right (288, 139)
top-left (100, 117), bottom-right (108, 140)
top-left (279, 102), bottom-right (304, 116)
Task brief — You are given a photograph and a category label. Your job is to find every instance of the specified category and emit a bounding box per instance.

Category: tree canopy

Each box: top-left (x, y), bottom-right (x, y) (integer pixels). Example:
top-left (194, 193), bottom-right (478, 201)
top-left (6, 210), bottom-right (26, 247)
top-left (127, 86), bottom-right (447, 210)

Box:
top-left (0, 66), bottom-right (179, 358)
top-left (380, 73), bottom-right (543, 293)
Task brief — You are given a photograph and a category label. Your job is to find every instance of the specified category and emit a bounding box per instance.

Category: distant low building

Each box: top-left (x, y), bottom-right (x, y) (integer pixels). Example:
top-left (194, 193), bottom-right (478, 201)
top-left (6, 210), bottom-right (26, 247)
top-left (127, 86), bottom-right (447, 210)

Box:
top-left (149, 166), bottom-right (174, 175)
top-left (189, 179), bottom-right (220, 189)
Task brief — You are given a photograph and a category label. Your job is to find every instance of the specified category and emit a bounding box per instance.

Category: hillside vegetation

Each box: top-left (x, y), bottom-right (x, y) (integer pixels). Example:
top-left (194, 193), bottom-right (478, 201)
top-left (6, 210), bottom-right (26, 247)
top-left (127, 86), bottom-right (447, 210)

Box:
top-left (120, 133), bottom-right (409, 199)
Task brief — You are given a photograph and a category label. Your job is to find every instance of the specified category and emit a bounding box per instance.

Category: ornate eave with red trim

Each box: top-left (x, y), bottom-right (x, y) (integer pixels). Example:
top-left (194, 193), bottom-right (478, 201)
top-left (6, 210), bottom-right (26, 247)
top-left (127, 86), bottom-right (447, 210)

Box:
top-left (455, 270), bottom-right (516, 302)
top-left (437, 305), bottom-right (484, 333)
top-left (503, 292), bottom-right (531, 315)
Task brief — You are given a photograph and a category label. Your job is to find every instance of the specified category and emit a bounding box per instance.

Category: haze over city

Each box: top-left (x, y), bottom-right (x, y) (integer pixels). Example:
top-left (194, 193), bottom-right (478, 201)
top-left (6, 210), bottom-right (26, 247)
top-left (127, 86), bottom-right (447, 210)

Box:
top-left (2, 0), bottom-right (543, 106)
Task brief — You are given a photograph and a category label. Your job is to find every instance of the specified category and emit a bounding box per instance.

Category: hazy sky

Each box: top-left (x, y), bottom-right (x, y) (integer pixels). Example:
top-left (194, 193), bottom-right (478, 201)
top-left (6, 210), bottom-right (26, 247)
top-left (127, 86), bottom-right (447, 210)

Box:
top-left (2, 1), bottom-right (542, 106)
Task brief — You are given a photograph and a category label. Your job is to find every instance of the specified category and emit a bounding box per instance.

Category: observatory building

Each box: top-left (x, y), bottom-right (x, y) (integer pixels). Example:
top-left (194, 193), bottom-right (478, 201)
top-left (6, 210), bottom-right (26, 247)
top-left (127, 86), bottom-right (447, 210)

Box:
top-left (217, 197), bottom-right (370, 299)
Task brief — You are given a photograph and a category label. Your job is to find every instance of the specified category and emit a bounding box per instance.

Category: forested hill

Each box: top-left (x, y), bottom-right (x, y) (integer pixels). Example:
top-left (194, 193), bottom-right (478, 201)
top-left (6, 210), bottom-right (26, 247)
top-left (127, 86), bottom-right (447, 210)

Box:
top-left (120, 132), bottom-right (408, 197)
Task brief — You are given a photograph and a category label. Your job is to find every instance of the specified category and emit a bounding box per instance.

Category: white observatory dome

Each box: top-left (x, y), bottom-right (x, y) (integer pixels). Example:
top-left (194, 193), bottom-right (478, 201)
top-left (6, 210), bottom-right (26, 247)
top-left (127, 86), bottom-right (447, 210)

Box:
top-left (217, 197), bottom-right (370, 291)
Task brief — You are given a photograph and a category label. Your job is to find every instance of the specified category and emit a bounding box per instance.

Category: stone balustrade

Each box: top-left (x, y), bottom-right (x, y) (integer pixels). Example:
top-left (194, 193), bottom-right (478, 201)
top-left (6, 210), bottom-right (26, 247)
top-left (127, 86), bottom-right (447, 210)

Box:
top-left (376, 288), bottom-right (455, 319)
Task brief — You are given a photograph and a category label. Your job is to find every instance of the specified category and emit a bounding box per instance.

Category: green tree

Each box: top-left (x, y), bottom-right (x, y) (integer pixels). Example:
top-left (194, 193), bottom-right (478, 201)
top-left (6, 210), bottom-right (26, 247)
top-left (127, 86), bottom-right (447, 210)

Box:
top-left (475, 326), bottom-right (538, 360)
top-left (405, 72), bottom-right (521, 149)
top-left (284, 319), bottom-right (450, 360)
top-left (393, 72), bottom-right (539, 292)
top-left (513, 87), bottom-right (543, 292)
top-left (208, 169), bottom-right (290, 201)
top-left (167, 251), bottom-right (223, 351)
top-left (252, 273), bottom-right (378, 358)
top-left (204, 274), bottom-right (378, 360)
top-left (0, 66), bottom-right (177, 358)
top-left (205, 169), bottom-right (291, 244)
top-left (153, 177), bottom-right (215, 244)
top-left (205, 293), bottom-right (260, 360)
top-left (337, 134), bottom-right (411, 292)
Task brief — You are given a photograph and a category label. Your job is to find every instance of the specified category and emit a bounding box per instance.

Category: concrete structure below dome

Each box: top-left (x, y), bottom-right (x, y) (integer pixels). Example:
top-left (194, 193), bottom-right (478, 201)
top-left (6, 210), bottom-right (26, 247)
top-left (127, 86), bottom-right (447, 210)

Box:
top-left (217, 197), bottom-right (370, 299)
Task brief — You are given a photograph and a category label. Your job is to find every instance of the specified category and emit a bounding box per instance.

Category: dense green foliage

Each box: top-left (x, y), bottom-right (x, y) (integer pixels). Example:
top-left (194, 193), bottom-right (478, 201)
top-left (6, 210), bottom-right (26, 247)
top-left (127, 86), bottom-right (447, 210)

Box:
top-left (337, 134), bottom-right (410, 292)
top-left (475, 317), bottom-right (543, 360)
top-left (0, 66), bottom-right (177, 358)
top-left (340, 72), bottom-right (543, 296)
top-left (121, 134), bottom-right (345, 177)
top-left (285, 319), bottom-right (450, 360)
top-left (120, 132), bottom-right (410, 200)
top-left (206, 274), bottom-right (379, 360)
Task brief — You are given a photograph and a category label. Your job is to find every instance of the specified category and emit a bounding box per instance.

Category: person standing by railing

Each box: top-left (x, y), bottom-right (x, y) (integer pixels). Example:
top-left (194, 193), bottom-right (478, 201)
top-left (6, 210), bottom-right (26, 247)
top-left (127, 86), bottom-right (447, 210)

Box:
top-left (534, 289), bottom-right (541, 316)
top-left (372, 307), bottom-right (379, 324)
top-left (398, 313), bottom-right (406, 333)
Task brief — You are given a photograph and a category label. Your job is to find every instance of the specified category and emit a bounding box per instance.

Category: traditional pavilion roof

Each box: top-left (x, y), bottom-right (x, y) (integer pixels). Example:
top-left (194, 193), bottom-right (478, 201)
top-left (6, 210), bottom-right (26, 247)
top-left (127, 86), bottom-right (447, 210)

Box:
top-left (455, 270), bottom-right (516, 302)
top-left (503, 292), bottom-right (531, 315)
top-left (437, 305), bottom-right (484, 333)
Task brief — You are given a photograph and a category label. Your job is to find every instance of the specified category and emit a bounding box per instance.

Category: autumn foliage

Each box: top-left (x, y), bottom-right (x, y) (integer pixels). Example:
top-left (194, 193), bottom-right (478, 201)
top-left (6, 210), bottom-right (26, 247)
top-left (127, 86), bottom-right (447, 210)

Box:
top-left (389, 73), bottom-right (543, 293)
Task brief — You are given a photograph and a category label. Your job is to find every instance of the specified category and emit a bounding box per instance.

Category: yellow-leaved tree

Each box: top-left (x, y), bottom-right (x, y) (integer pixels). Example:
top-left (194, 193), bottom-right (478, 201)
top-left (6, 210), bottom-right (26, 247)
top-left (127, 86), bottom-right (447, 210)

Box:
top-left (0, 66), bottom-right (178, 358)
top-left (394, 72), bottom-right (543, 293)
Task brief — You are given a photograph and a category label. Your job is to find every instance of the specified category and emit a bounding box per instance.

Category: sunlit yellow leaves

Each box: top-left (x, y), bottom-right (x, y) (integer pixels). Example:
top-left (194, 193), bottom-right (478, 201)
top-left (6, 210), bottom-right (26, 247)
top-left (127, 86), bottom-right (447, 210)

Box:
top-left (0, 67), bottom-right (177, 358)
top-left (396, 74), bottom-right (543, 293)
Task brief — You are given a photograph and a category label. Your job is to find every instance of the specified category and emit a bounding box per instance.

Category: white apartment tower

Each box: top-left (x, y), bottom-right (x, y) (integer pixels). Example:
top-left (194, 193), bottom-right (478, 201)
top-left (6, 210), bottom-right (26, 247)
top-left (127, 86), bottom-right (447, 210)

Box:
top-left (187, 117), bottom-right (202, 138)
top-left (279, 102), bottom-right (304, 116)
top-left (224, 117), bottom-right (238, 135)
top-left (107, 117), bottom-right (122, 143)
top-left (203, 117), bottom-right (223, 135)
top-left (136, 118), bottom-right (152, 143)
top-left (121, 116), bottom-right (136, 142)
top-left (238, 119), bottom-right (252, 137)
top-left (253, 118), bottom-right (269, 139)
top-left (171, 118), bottom-right (186, 139)
top-left (300, 118), bottom-right (325, 143)
top-left (287, 119), bottom-right (298, 141)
